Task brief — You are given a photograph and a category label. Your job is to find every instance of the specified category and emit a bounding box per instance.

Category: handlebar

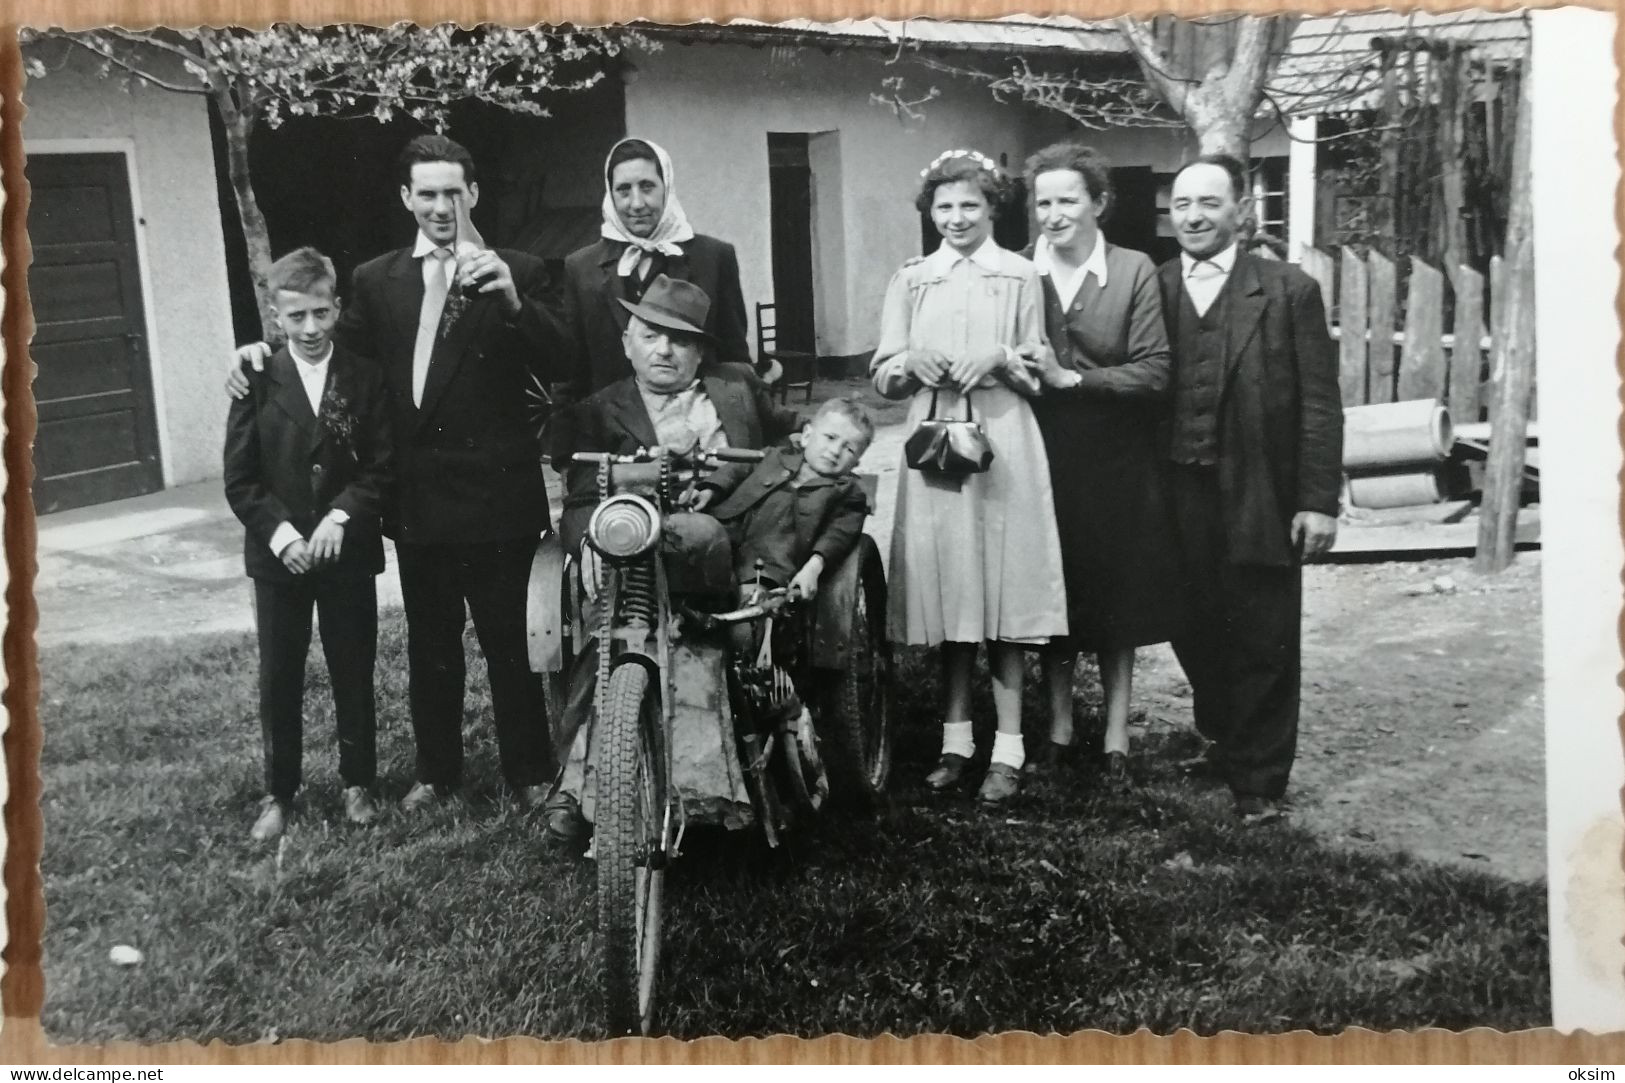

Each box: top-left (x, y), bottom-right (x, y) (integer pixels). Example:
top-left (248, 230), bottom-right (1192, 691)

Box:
top-left (569, 447), bottom-right (766, 467)
top-left (682, 586), bottom-right (800, 629)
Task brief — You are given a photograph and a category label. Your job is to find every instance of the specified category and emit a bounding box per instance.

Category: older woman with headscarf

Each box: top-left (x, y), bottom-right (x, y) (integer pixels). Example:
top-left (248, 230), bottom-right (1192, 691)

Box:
top-left (559, 137), bottom-right (754, 398)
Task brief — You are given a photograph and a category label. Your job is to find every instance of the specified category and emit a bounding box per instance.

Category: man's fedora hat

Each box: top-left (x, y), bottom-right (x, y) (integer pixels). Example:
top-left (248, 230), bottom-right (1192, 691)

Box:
top-left (619, 274), bottom-right (715, 344)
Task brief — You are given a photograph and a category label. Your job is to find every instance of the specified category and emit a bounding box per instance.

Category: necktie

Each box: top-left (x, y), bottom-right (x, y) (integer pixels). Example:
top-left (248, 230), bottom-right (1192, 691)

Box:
top-left (412, 248), bottom-right (452, 407)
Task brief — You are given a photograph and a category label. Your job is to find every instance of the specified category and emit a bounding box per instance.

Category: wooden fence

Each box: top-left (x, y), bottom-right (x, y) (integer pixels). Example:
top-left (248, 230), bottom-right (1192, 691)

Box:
top-left (1298, 246), bottom-right (1517, 423)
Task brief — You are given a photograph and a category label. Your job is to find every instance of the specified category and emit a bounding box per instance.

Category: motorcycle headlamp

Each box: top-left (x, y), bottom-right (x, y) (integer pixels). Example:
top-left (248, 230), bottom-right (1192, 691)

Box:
top-left (586, 494), bottom-right (662, 560)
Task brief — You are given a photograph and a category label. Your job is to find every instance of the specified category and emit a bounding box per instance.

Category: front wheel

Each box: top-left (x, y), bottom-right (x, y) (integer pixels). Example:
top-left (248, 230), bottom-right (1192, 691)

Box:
top-left (596, 661), bottom-right (666, 1037)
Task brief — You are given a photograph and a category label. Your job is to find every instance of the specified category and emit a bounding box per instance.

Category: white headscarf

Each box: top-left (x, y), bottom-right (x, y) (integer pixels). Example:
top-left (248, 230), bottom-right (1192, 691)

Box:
top-left (600, 137), bottom-right (696, 278)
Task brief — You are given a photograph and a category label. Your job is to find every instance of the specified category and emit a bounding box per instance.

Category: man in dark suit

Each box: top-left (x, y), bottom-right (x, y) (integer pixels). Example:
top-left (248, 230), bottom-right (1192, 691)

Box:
top-left (1158, 154), bottom-right (1343, 819)
top-left (224, 247), bottom-right (392, 841)
top-left (230, 134), bottom-right (567, 811)
top-left (558, 137), bottom-right (754, 398)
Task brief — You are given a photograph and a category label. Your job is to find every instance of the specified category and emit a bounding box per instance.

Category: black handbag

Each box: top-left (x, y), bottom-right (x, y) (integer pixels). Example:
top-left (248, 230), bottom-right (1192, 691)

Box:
top-left (904, 389), bottom-right (994, 476)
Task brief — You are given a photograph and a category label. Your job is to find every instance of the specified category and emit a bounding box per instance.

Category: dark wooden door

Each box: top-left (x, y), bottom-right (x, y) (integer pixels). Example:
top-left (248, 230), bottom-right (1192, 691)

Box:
top-left (767, 133), bottom-right (816, 354)
top-left (27, 152), bottom-right (163, 513)
top-left (1104, 165), bottom-right (1160, 259)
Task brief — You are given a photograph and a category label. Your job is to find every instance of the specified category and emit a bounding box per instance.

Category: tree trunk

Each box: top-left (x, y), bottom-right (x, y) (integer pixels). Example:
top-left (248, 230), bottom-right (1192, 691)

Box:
top-left (216, 93), bottom-right (279, 344)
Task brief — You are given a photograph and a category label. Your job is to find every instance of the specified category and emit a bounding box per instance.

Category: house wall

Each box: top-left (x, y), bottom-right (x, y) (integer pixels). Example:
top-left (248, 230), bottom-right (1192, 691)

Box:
top-left (23, 53), bottom-right (236, 489)
top-left (626, 43), bottom-right (1292, 359)
top-left (626, 43), bottom-right (1056, 358)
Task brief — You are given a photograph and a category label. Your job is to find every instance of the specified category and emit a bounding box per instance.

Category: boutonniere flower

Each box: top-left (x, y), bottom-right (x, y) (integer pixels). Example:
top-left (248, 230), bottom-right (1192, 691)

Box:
top-left (319, 382), bottom-right (360, 460)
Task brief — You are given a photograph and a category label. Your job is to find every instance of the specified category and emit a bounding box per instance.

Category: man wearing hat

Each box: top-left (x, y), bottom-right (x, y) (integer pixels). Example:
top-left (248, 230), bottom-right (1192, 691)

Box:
top-left (545, 274), bottom-right (799, 843)
top-left (552, 273), bottom-right (799, 555)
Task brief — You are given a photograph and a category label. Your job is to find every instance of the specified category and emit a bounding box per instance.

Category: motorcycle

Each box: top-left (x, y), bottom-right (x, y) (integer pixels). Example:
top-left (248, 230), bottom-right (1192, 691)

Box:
top-left (528, 445), bottom-right (893, 1036)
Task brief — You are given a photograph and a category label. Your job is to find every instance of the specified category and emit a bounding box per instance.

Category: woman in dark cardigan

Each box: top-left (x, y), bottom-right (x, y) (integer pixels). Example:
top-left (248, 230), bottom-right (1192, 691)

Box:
top-left (1021, 142), bottom-right (1188, 782)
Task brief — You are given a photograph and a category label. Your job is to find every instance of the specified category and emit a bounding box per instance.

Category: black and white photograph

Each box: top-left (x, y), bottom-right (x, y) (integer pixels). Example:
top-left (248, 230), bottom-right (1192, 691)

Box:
top-left (11, 4), bottom-right (1619, 1047)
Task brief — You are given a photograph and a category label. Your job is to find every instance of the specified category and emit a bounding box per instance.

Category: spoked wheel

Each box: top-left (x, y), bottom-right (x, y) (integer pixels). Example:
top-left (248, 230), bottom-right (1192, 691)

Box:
top-left (596, 661), bottom-right (666, 1037)
top-left (818, 548), bottom-right (893, 809)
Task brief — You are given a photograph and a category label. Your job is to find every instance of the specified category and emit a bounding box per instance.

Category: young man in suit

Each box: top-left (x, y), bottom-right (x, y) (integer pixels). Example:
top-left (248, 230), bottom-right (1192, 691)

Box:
top-left (558, 137), bottom-right (755, 399)
top-left (229, 134), bottom-right (567, 812)
top-left (224, 247), bottom-right (393, 841)
top-left (1158, 154), bottom-right (1343, 820)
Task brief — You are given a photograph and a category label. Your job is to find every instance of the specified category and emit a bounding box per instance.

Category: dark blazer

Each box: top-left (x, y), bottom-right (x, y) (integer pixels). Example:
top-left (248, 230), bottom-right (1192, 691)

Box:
top-left (550, 363), bottom-right (800, 553)
top-left (708, 447), bottom-right (870, 584)
top-left (224, 344), bottom-right (392, 582)
top-left (334, 246), bottom-right (565, 546)
top-left (560, 234), bottom-right (753, 397)
top-left (1157, 252), bottom-right (1343, 567)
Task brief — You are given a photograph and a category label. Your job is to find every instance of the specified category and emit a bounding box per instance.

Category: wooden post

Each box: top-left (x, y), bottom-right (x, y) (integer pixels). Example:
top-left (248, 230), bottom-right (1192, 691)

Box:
top-left (1475, 70), bottom-right (1535, 573)
top-left (1448, 264), bottom-right (1485, 423)
top-left (1338, 247), bottom-right (1369, 406)
top-left (1300, 246), bottom-right (1336, 327)
top-left (1366, 250), bottom-right (1398, 404)
top-left (1397, 258), bottom-right (1446, 401)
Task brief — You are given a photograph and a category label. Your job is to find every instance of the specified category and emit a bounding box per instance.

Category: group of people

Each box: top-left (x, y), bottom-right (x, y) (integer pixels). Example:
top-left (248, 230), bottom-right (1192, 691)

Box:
top-left (221, 126), bottom-right (1341, 845)
top-left (880, 145), bottom-right (1341, 817)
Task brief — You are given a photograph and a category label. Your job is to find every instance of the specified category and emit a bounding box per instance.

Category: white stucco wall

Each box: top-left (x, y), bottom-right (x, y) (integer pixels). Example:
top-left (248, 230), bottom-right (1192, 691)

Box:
top-left (625, 44), bottom-right (1291, 359)
top-left (23, 51), bottom-right (236, 489)
top-left (627, 44), bottom-right (1065, 358)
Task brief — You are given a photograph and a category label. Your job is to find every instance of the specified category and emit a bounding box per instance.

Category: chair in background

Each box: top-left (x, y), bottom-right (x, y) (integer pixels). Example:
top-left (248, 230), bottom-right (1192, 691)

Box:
top-left (755, 301), bottom-right (816, 405)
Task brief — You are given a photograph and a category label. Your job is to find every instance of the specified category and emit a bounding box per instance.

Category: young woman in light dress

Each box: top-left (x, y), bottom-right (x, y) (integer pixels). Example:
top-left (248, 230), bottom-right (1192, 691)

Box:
top-left (870, 149), bottom-right (1068, 807)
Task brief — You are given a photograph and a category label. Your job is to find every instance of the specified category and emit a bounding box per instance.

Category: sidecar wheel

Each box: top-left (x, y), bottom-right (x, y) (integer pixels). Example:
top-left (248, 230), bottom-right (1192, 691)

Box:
top-left (597, 661), bottom-right (666, 1037)
top-left (816, 547), bottom-right (893, 811)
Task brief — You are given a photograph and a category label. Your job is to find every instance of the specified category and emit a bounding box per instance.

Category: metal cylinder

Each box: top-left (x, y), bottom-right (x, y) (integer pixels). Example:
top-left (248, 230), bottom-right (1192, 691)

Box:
top-left (1343, 399), bottom-right (1454, 472)
top-left (1346, 470), bottom-right (1444, 509)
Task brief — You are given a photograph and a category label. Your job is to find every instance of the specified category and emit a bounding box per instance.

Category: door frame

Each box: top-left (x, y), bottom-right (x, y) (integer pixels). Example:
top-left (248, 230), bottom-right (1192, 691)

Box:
top-left (24, 137), bottom-right (173, 487)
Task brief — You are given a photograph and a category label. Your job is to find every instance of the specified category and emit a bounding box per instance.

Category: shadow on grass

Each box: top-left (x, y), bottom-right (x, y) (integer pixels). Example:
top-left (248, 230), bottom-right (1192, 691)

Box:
top-left (39, 619), bottom-right (1548, 1043)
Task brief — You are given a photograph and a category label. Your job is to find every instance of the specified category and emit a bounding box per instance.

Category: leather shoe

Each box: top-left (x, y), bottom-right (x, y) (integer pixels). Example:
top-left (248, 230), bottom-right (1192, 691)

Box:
top-left (516, 784), bottom-right (549, 812)
top-left (1104, 751), bottom-right (1131, 788)
top-left (925, 753), bottom-right (971, 791)
top-left (344, 786), bottom-right (378, 825)
top-left (1022, 740), bottom-right (1076, 778)
top-left (544, 792), bottom-right (589, 846)
top-left (250, 796), bottom-right (288, 842)
top-left (977, 762), bottom-right (1022, 806)
top-left (400, 781), bottom-right (449, 812)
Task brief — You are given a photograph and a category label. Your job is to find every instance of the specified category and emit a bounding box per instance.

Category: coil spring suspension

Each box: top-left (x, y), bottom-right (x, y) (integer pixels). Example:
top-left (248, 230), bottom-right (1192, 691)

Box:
top-left (618, 561), bottom-right (657, 628)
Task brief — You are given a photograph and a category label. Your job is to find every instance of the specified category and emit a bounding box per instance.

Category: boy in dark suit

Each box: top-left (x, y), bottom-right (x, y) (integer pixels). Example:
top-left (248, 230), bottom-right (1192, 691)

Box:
top-left (701, 396), bottom-right (874, 603)
top-left (224, 247), bottom-right (393, 842)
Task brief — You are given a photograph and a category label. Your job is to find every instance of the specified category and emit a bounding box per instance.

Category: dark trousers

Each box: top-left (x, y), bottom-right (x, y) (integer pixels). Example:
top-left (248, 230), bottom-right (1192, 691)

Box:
top-left (1168, 465), bottom-right (1302, 799)
top-left (253, 574), bottom-right (378, 802)
top-left (397, 538), bottom-right (552, 790)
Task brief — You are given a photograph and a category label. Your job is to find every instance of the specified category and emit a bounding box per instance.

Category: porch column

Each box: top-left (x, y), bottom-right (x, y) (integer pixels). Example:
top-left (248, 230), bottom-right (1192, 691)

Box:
top-left (1286, 114), bottom-right (1317, 261)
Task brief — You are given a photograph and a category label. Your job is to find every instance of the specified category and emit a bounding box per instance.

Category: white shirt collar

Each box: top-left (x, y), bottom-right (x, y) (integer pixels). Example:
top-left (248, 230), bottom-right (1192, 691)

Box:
top-left (1181, 241), bottom-right (1240, 279)
top-left (289, 342), bottom-right (334, 370)
top-left (413, 232), bottom-right (452, 259)
top-left (1032, 234), bottom-right (1109, 289)
top-left (925, 235), bottom-right (1001, 275)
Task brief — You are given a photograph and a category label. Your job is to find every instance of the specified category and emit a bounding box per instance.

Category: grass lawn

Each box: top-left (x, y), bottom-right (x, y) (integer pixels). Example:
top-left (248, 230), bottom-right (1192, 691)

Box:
top-left (40, 616), bottom-right (1548, 1043)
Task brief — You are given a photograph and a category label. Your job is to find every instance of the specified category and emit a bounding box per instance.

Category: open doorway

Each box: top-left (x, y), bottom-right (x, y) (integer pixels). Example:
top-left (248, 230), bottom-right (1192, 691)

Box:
top-left (767, 132), bottom-right (816, 354)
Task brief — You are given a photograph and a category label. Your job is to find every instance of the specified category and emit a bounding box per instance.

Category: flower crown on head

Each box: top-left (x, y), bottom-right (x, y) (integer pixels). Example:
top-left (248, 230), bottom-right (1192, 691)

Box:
top-left (920, 148), bottom-right (999, 178)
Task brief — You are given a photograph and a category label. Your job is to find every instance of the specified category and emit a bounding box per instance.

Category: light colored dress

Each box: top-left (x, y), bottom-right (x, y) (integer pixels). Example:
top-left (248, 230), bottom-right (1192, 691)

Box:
top-left (871, 239), bottom-right (1068, 646)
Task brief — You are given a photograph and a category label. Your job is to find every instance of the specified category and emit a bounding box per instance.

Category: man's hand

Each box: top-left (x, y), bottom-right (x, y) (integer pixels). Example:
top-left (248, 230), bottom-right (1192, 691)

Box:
top-left (789, 555), bottom-right (825, 601)
top-left (278, 537), bottom-right (314, 575)
top-left (679, 486), bottom-right (717, 513)
top-left (308, 516), bottom-right (345, 566)
top-left (458, 249), bottom-right (521, 318)
top-left (226, 342), bottom-right (273, 399)
top-left (1291, 511), bottom-right (1338, 561)
top-left (904, 349), bottom-right (951, 388)
top-left (949, 347), bottom-right (1004, 391)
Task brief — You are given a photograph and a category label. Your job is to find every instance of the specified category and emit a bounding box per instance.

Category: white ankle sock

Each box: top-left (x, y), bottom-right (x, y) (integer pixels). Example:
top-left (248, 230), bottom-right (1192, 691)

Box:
top-left (941, 720), bottom-right (975, 759)
top-left (991, 730), bottom-right (1026, 770)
